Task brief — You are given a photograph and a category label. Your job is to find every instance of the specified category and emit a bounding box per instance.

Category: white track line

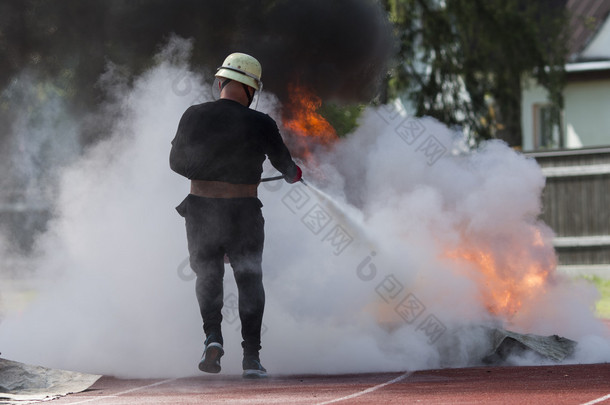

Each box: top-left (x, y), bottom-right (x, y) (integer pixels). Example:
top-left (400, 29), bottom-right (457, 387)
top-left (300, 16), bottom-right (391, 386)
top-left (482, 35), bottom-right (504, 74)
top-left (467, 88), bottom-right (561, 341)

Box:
top-left (65, 378), bottom-right (176, 404)
top-left (314, 372), bottom-right (411, 405)
top-left (580, 393), bottom-right (610, 405)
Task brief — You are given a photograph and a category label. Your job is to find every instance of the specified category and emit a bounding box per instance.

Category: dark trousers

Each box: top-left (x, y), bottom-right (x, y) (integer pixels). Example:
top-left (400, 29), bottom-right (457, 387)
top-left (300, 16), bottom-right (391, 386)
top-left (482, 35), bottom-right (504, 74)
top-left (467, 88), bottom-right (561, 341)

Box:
top-left (177, 195), bottom-right (265, 356)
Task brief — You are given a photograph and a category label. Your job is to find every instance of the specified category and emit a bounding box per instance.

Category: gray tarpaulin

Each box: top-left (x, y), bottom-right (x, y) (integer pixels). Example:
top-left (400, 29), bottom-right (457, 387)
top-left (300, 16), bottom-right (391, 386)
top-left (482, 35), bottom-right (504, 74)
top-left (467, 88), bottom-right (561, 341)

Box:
top-left (0, 357), bottom-right (101, 404)
top-left (483, 328), bottom-right (578, 364)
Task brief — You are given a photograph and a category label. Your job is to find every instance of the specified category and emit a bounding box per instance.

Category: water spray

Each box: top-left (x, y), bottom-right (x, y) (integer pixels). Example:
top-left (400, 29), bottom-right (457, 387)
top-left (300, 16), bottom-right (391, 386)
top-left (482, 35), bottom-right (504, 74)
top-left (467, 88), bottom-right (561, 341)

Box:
top-left (262, 174), bottom-right (377, 253)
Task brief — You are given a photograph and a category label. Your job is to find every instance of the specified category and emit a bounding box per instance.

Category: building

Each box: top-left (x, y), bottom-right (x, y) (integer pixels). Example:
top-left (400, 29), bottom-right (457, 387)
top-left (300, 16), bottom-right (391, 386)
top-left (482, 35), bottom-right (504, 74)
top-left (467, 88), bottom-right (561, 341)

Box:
top-left (522, 1), bottom-right (610, 278)
top-left (522, 0), bottom-right (610, 151)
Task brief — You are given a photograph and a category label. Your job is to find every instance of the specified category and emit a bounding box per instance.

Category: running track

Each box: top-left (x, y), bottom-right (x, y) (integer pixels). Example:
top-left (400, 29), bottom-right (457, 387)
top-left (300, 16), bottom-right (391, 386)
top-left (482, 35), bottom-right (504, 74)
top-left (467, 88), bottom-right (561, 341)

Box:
top-left (49, 363), bottom-right (610, 405)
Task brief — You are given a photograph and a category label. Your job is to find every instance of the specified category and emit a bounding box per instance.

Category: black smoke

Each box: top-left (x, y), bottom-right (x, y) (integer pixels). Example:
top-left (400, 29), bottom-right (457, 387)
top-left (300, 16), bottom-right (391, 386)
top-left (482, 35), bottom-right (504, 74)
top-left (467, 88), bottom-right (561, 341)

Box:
top-left (250, 0), bottom-right (395, 102)
top-left (0, 0), bottom-right (394, 126)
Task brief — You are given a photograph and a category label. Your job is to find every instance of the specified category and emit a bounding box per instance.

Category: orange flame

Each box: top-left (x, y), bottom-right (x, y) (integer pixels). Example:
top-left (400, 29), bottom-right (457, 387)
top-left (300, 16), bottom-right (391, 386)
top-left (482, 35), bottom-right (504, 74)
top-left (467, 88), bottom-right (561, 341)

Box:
top-left (281, 83), bottom-right (338, 160)
top-left (446, 227), bottom-right (554, 319)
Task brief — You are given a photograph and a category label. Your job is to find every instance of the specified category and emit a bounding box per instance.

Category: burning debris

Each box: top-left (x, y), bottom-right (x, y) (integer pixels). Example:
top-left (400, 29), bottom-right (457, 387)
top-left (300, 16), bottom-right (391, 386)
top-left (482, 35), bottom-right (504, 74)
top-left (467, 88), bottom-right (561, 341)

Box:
top-left (276, 96), bottom-right (592, 368)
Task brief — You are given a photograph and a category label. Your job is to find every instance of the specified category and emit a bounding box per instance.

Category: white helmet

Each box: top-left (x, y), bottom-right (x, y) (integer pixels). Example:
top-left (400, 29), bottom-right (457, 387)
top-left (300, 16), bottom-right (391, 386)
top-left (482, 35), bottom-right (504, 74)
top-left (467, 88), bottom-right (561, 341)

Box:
top-left (215, 52), bottom-right (262, 91)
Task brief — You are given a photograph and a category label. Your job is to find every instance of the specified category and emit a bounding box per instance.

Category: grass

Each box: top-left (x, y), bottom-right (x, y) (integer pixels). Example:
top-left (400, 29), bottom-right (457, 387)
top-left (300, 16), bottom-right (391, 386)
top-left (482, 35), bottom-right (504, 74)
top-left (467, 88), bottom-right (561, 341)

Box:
top-left (582, 276), bottom-right (610, 319)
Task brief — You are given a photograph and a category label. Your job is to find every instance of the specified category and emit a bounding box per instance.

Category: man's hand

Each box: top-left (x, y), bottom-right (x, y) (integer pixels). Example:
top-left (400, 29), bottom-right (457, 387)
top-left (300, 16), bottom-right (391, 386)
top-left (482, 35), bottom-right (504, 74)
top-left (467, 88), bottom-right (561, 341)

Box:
top-left (284, 165), bottom-right (302, 184)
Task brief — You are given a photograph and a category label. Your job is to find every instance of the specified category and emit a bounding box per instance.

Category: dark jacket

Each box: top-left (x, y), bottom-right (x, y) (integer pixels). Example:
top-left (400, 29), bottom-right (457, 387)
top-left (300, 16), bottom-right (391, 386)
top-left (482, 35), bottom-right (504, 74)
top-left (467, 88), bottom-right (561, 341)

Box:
top-left (170, 99), bottom-right (298, 184)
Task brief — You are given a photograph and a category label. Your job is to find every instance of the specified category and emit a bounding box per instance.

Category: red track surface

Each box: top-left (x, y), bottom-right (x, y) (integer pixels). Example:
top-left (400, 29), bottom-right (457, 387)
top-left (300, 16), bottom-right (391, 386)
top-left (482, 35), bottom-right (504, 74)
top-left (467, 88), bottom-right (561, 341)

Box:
top-left (50, 363), bottom-right (610, 405)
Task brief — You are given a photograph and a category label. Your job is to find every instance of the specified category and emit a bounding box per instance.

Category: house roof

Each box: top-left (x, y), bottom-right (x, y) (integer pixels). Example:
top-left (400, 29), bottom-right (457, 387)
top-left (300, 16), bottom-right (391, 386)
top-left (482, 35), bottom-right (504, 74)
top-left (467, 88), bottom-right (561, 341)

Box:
top-left (567, 0), bottom-right (610, 60)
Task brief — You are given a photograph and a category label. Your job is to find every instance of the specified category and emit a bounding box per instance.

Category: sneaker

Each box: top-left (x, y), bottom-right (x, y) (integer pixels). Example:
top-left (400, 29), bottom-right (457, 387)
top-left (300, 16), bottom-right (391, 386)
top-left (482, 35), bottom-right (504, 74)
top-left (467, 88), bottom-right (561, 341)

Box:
top-left (198, 342), bottom-right (224, 373)
top-left (242, 355), bottom-right (267, 379)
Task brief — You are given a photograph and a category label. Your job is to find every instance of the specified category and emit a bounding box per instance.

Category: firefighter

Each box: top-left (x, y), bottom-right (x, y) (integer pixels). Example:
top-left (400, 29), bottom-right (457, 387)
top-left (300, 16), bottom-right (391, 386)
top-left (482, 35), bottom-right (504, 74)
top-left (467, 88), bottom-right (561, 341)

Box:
top-left (169, 52), bottom-right (302, 378)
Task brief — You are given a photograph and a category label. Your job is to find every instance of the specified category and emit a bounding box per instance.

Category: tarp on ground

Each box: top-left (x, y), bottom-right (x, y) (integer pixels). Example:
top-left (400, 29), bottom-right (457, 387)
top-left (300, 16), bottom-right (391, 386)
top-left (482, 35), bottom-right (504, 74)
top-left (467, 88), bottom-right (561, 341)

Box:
top-left (0, 357), bottom-right (101, 404)
top-left (483, 328), bottom-right (577, 364)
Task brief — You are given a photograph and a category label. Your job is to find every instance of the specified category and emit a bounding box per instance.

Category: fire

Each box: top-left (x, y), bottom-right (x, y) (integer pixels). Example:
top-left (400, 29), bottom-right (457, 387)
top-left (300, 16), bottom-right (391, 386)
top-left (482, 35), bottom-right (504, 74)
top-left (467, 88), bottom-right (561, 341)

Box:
top-left (281, 83), bottom-right (338, 160)
top-left (446, 227), bottom-right (554, 319)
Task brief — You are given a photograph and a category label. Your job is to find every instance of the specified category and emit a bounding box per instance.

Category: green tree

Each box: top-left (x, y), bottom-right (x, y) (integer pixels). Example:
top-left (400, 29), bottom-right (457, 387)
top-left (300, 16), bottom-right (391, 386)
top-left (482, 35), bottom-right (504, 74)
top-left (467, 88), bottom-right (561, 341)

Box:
top-left (386, 0), bottom-right (569, 147)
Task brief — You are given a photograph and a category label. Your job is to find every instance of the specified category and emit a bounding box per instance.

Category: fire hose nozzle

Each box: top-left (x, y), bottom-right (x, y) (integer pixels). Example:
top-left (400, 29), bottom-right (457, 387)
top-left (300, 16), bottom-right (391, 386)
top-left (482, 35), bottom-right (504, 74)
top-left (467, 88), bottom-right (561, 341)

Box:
top-left (260, 175), bottom-right (284, 182)
top-left (260, 175), bottom-right (308, 186)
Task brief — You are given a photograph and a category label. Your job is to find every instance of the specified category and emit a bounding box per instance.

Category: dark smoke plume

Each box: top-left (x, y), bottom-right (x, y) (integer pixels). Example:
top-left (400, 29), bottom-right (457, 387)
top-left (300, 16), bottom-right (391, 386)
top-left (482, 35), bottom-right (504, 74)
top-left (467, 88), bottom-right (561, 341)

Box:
top-left (249, 0), bottom-right (395, 102)
top-left (0, 0), bottom-right (394, 124)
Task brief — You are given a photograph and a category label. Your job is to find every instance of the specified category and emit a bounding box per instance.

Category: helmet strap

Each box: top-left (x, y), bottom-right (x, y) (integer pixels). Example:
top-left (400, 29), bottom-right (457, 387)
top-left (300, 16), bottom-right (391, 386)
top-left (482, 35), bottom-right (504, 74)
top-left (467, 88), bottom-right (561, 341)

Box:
top-left (220, 78), bottom-right (232, 91)
top-left (219, 78), bottom-right (255, 107)
top-left (243, 84), bottom-right (254, 107)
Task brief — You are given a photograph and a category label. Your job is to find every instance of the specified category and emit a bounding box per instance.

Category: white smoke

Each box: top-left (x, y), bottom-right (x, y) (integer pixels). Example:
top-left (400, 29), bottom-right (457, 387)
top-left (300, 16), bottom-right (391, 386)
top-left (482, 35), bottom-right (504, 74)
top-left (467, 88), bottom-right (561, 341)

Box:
top-left (0, 37), bottom-right (608, 378)
top-left (0, 73), bottom-right (81, 262)
top-left (0, 73), bottom-right (81, 194)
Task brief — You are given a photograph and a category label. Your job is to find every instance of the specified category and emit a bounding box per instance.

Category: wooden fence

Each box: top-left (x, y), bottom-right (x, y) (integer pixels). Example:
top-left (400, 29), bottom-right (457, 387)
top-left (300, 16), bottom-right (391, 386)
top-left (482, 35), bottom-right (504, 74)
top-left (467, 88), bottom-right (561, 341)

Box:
top-left (526, 147), bottom-right (610, 277)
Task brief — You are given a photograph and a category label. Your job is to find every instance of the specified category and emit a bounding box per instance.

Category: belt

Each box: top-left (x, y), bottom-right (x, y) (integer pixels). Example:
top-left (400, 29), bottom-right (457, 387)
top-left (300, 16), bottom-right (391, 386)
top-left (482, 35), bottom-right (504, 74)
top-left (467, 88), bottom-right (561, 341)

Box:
top-left (190, 180), bottom-right (258, 198)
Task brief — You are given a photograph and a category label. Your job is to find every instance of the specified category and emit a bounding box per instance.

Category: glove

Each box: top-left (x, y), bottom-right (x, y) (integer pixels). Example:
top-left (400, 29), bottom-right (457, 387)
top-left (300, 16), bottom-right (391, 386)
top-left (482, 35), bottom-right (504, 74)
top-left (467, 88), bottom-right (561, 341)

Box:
top-left (284, 165), bottom-right (302, 184)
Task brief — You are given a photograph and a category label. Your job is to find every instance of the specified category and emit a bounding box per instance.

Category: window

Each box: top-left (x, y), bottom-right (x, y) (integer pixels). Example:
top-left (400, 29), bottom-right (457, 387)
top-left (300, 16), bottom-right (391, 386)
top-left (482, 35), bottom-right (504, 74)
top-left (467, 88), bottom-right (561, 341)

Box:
top-left (533, 103), bottom-right (562, 149)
